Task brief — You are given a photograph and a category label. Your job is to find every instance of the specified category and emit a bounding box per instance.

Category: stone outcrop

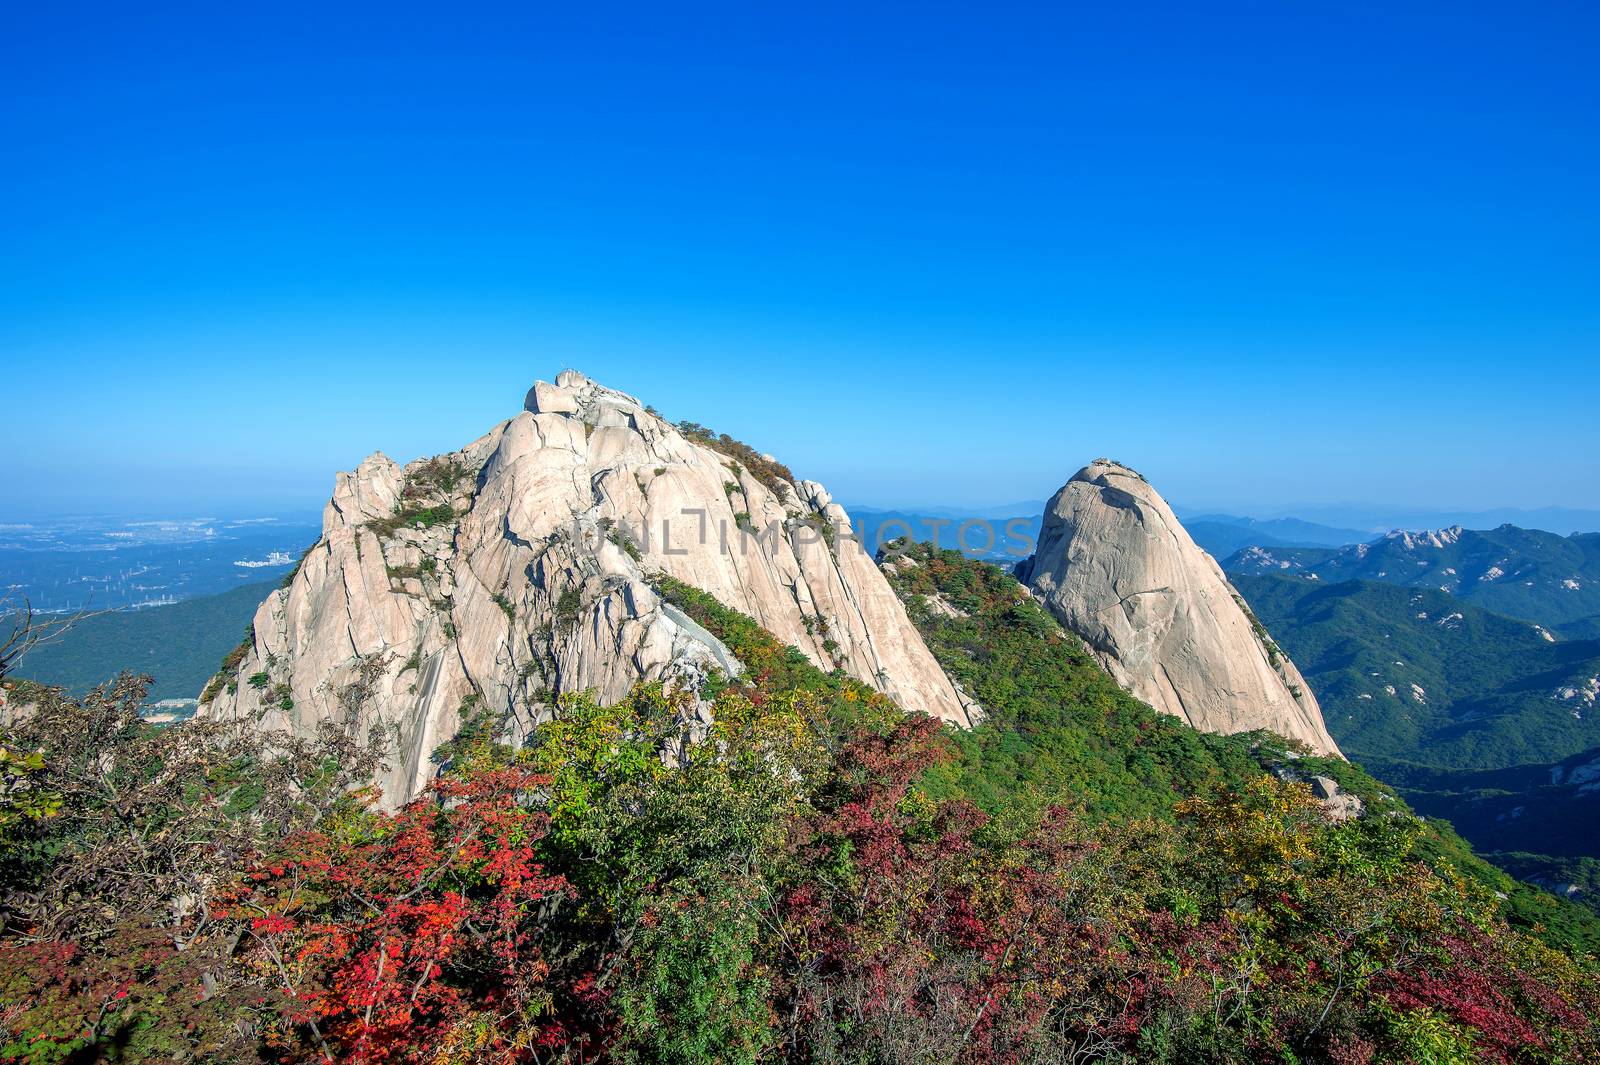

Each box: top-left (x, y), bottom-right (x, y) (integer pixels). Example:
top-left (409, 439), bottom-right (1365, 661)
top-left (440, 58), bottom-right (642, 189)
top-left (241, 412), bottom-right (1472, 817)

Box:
top-left (199, 371), bottom-right (977, 804)
top-left (1309, 774), bottom-right (1364, 821)
top-left (1018, 459), bottom-right (1341, 756)
top-left (1389, 526), bottom-right (1464, 550)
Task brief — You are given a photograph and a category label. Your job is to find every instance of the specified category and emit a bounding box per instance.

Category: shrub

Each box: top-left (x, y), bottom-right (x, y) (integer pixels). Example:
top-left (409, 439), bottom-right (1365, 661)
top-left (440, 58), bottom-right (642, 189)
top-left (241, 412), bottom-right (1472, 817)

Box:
top-left (677, 421), bottom-right (795, 496)
top-left (199, 627), bottom-right (255, 704)
top-left (366, 503), bottom-right (456, 538)
top-left (402, 455), bottom-right (470, 498)
top-left (606, 523), bottom-right (643, 562)
top-left (556, 587), bottom-right (584, 626)
top-left (0, 676), bottom-right (380, 1063)
top-left (220, 761), bottom-right (573, 1061)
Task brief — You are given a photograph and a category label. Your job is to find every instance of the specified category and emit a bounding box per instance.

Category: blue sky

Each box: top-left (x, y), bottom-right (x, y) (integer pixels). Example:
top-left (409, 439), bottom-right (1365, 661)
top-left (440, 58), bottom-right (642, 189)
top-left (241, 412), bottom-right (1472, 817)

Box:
top-left (4, 1), bottom-right (1597, 517)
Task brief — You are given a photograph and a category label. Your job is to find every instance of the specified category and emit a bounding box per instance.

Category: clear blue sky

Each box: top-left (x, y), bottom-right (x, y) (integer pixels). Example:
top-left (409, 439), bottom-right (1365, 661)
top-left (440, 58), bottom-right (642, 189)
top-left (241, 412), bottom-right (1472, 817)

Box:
top-left (4, 1), bottom-right (1597, 517)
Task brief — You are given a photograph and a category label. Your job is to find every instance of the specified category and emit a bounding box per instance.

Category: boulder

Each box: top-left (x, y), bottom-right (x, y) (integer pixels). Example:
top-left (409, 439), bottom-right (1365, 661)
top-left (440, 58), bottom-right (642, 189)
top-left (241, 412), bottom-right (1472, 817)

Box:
top-left (524, 380), bottom-right (579, 414)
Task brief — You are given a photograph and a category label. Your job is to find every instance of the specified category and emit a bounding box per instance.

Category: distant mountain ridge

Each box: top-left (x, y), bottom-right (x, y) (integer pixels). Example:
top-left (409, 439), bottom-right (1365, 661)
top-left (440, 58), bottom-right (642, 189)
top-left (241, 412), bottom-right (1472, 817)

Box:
top-left (1180, 512), bottom-right (1371, 550)
top-left (1215, 503), bottom-right (1600, 536)
top-left (1227, 525), bottom-right (1600, 627)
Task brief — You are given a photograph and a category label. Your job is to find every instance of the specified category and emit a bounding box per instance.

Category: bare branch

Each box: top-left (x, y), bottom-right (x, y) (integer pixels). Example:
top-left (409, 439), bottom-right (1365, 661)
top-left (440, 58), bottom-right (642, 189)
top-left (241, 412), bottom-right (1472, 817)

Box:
top-left (0, 591), bottom-right (111, 681)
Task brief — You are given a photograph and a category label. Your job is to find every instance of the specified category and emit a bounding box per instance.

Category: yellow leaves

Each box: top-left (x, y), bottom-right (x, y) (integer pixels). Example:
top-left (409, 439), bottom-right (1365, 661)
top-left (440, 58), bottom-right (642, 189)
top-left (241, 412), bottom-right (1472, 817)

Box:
top-left (895, 787), bottom-right (937, 828)
top-left (1382, 1005), bottom-right (1479, 1065)
top-left (1175, 775), bottom-right (1333, 910)
top-left (0, 743), bottom-right (61, 826)
top-left (706, 688), bottom-right (830, 788)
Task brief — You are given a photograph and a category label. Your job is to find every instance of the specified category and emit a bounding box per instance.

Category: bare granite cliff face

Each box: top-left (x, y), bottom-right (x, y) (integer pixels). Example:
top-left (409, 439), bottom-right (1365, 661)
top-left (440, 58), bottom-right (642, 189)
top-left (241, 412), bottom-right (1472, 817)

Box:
top-left (198, 371), bottom-right (977, 803)
top-left (1019, 459), bottom-right (1341, 756)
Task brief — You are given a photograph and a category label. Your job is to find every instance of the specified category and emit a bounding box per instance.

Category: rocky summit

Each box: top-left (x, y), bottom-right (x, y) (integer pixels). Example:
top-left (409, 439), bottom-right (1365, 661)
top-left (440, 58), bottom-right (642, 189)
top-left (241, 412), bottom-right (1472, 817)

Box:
top-left (1018, 459), bottom-right (1342, 756)
top-left (198, 370), bottom-right (977, 804)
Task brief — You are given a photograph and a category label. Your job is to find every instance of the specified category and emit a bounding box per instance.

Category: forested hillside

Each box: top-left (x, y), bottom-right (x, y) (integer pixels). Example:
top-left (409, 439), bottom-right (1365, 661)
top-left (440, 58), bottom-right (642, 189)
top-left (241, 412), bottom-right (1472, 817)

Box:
top-left (9, 581), bottom-right (276, 701)
top-left (886, 545), bottom-right (1600, 953)
top-left (1233, 573), bottom-right (1600, 925)
top-left (4, 565), bottom-right (1597, 1063)
top-left (1230, 575), bottom-right (1600, 770)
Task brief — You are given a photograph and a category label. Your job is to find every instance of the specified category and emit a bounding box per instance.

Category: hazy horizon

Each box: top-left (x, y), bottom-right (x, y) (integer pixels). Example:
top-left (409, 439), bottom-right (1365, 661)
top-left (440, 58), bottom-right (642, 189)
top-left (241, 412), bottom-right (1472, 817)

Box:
top-left (7, 467), bottom-right (1600, 539)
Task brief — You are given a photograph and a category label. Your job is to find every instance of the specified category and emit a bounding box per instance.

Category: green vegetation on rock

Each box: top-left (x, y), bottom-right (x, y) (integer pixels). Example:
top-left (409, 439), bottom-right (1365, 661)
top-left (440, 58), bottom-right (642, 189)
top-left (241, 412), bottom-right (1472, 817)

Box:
top-left (676, 420), bottom-right (795, 496)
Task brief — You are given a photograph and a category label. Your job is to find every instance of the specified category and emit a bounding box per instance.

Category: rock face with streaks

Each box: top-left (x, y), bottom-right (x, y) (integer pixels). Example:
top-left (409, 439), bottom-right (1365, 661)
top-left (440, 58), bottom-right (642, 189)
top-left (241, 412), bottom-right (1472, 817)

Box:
top-left (1018, 459), bottom-right (1341, 756)
top-left (198, 371), bottom-right (977, 804)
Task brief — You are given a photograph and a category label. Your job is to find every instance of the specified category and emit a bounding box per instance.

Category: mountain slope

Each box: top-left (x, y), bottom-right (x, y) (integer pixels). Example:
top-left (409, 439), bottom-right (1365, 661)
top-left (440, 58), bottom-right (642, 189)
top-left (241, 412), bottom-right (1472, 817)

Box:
top-left (881, 541), bottom-right (1278, 820)
top-left (1232, 573), bottom-right (1600, 917)
top-left (1231, 574), bottom-right (1600, 771)
top-left (882, 542), bottom-right (1600, 954)
top-left (10, 559), bottom-right (1600, 1061)
top-left (197, 371), bottom-right (975, 804)
top-left (1226, 525), bottom-right (1600, 626)
top-left (1375, 745), bottom-right (1600, 862)
top-left (1357, 743), bottom-right (1600, 919)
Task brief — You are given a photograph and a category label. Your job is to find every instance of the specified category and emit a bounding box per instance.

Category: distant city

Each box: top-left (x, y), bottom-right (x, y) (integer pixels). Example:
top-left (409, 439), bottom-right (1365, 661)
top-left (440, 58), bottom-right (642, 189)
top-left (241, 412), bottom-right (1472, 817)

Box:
top-left (0, 513), bottom-right (321, 612)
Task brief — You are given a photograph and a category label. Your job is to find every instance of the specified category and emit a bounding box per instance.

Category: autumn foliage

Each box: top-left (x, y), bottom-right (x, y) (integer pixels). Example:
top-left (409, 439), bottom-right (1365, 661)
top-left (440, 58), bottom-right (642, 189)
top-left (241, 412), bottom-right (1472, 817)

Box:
top-left (4, 616), bottom-right (1600, 1062)
top-left (221, 766), bottom-right (575, 1063)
